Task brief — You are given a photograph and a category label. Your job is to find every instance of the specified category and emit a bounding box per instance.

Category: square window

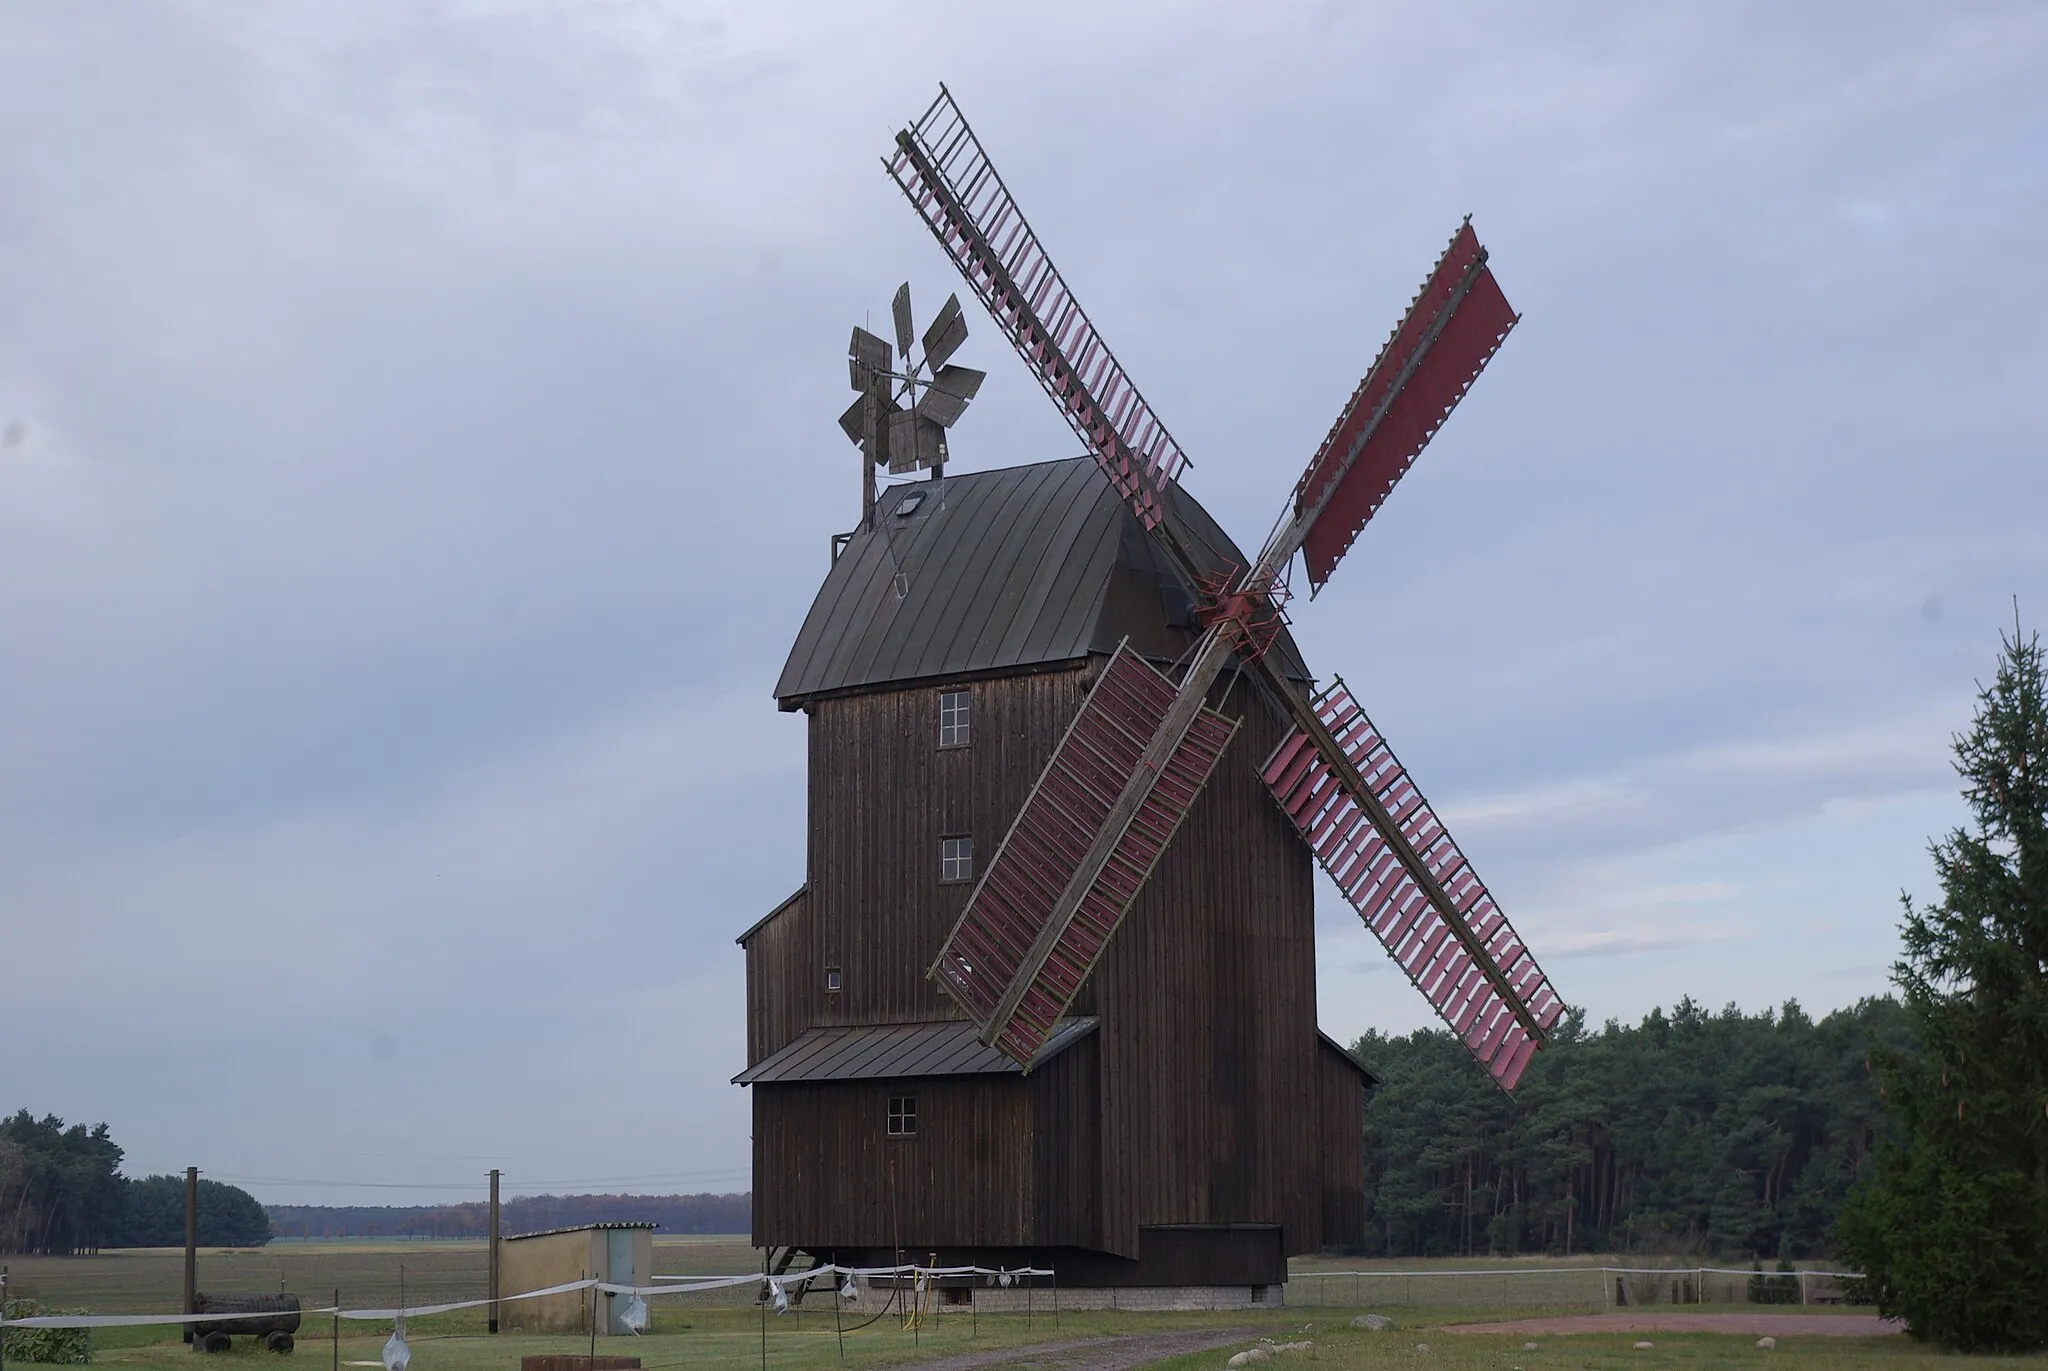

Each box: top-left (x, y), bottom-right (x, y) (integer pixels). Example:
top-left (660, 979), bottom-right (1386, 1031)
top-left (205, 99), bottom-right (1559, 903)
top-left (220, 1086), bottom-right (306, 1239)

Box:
top-left (938, 690), bottom-right (970, 747)
top-left (888, 1095), bottom-right (917, 1137)
top-left (825, 966), bottom-right (842, 993)
top-left (940, 836), bottom-right (973, 883)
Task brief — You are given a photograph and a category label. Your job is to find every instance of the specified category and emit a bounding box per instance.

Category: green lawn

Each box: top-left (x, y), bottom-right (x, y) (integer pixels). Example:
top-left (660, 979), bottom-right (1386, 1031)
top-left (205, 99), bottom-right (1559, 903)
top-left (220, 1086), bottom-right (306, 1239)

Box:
top-left (13, 1245), bottom-right (2048, 1370)
top-left (78, 1309), bottom-right (2048, 1371)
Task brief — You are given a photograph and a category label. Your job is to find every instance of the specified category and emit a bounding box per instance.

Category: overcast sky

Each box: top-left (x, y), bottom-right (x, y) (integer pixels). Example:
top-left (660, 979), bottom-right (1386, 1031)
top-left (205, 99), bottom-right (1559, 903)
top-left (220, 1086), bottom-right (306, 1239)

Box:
top-left (3, 2), bottom-right (2043, 1208)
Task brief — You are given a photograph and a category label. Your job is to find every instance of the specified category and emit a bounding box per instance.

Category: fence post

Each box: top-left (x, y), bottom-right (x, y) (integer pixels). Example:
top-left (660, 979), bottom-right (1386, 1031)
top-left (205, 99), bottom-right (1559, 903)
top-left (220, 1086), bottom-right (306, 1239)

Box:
top-left (183, 1167), bottom-right (199, 1346)
top-left (487, 1171), bottom-right (501, 1335)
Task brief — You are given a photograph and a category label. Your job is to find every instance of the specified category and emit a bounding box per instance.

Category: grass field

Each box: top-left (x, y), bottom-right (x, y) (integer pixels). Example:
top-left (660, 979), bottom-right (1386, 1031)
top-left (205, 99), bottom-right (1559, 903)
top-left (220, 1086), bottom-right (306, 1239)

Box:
top-left (8, 1243), bottom-right (2047, 1371)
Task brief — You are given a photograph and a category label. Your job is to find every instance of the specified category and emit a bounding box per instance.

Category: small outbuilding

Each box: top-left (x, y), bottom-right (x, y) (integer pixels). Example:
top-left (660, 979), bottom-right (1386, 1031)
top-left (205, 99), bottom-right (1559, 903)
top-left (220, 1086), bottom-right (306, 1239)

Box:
top-left (500, 1222), bottom-right (655, 1334)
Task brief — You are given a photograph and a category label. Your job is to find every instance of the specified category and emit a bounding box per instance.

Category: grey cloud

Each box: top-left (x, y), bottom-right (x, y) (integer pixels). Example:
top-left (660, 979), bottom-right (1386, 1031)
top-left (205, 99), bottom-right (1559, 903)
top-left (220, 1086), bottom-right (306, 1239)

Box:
top-left (2, 0), bottom-right (2042, 1200)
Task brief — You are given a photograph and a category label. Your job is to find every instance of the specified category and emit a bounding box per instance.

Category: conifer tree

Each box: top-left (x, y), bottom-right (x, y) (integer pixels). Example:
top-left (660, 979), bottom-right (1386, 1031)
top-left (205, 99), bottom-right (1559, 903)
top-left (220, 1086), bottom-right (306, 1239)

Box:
top-left (1838, 616), bottom-right (2048, 1352)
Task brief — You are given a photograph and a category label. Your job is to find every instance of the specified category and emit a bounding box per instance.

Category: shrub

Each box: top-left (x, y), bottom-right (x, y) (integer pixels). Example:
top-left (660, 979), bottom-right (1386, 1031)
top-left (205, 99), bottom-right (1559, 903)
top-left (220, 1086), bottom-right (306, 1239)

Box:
top-left (2, 1301), bottom-right (92, 1365)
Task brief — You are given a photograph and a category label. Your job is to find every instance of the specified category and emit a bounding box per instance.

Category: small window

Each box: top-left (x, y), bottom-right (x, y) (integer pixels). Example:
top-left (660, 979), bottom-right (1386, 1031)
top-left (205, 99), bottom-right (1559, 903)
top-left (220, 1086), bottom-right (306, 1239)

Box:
top-left (888, 1095), bottom-right (918, 1136)
top-left (1250, 1284), bottom-right (1267, 1305)
top-left (940, 836), bottom-right (973, 883)
top-left (938, 690), bottom-right (970, 747)
top-left (825, 966), bottom-right (842, 993)
top-left (896, 491), bottom-right (925, 517)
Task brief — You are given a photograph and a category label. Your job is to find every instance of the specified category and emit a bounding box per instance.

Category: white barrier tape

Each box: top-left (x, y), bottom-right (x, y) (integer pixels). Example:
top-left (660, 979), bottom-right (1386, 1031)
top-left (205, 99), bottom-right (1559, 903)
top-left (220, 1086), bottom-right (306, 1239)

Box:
top-left (2, 1279), bottom-right (603, 1330)
top-left (646, 1262), bottom-right (1054, 1287)
top-left (1, 1310), bottom-right (336, 1330)
top-left (1, 1264), bottom-right (1061, 1329)
top-left (601, 1273), bottom-right (763, 1298)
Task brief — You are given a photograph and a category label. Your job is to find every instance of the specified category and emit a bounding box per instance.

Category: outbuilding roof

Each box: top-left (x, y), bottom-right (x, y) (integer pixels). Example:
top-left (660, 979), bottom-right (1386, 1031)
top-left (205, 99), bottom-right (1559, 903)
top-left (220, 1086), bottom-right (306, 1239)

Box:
top-left (504, 1222), bottom-right (658, 1241)
top-left (732, 1017), bottom-right (1098, 1085)
top-left (1318, 1030), bottom-right (1382, 1088)
top-left (775, 458), bottom-right (1309, 707)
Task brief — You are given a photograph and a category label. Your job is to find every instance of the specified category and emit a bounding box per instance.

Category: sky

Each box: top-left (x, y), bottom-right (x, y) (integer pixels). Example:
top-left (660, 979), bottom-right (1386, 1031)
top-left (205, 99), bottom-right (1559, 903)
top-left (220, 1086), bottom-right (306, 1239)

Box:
top-left (2, 2), bottom-right (2043, 1209)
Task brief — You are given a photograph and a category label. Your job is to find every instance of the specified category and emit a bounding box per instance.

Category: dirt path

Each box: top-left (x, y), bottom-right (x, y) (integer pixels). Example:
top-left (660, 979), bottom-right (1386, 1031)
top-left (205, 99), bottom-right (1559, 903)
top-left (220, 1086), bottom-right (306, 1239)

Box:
top-left (901, 1326), bottom-right (1261, 1370)
top-left (1446, 1312), bottom-right (1903, 1337)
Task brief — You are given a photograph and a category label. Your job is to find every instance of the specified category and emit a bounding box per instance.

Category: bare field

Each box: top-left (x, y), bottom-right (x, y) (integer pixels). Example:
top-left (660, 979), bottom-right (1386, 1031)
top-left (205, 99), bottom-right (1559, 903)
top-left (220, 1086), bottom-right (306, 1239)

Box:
top-left (2, 1238), bottom-right (773, 1316)
top-left (10, 1244), bottom-right (1751, 1316)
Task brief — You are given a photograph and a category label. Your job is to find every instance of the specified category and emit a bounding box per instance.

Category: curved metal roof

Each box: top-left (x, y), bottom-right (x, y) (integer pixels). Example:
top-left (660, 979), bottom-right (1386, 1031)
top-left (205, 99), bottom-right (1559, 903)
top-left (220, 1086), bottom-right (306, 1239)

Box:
top-left (775, 458), bottom-right (1308, 707)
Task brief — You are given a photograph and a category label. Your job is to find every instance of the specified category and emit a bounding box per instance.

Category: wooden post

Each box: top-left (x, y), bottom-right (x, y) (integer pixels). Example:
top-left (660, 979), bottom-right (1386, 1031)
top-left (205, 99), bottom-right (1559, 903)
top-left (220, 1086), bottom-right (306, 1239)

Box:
top-left (487, 1171), bottom-right (501, 1334)
top-left (182, 1167), bottom-right (199, 1345)
top-left (832, 1264), bottom-right (844, 1363)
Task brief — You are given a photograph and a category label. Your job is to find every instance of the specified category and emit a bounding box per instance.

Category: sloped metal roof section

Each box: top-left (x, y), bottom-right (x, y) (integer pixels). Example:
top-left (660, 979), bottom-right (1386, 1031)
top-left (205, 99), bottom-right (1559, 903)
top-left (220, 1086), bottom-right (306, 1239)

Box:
top-left (775, 458), bottom-right (1306, 707)
top-left (731, 1016), bottom-right (1098, 1085)
top-left (505, 1222), bottom-right (658, 1241)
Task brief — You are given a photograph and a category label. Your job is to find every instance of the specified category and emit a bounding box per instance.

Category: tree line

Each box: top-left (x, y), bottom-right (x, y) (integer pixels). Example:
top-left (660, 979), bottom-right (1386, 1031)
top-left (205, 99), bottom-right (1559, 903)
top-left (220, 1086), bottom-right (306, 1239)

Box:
top-left (1346, 619), bottom-right (2048, 1353)
top-left (266, 1192), bottom-right (752, 1239)
top-left (0, 1112), bottom-right (271, 1252)
top-left (1349, 995), bottom-right (1910, 1260)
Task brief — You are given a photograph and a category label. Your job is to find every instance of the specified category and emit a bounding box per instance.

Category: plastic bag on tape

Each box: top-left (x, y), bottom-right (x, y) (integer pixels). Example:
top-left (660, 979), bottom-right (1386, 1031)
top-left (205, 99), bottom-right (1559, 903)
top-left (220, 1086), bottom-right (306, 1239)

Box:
top-left (620, 1296), bottom-right (648, 1334)
top-left (771, 1281), bottom-right (789, 1315)
top-left (381, 1328), bottom-right (410, 1371)
top-left (839, 1276), bottom-right (858, 1301)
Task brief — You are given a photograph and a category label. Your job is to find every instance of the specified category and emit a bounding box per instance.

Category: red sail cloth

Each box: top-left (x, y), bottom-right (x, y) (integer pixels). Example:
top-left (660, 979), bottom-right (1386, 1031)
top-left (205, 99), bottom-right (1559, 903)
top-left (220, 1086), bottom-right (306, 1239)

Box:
top-left (1295, 223), bottom-right (1517, 594)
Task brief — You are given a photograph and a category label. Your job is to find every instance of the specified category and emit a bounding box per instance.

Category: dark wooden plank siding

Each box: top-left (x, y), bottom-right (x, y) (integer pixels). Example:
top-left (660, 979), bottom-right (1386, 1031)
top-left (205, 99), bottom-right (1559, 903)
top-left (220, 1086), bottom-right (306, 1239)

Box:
top-left (1315, 1040), bottom-right (1369, 1248)
top-left (761, 656), bottom-right (1330, 1269)
top-left (753, 1078), bottom-right (1032, 1249)
top-left (805, 669), bottom-right (1095, 1030)
top-left (1028, 1031), bottom-right (1103, 1252)
top-left (1088, 675), bottom-right (1322, 1258)
top-left (742, 889), bottom-right (813, 1067)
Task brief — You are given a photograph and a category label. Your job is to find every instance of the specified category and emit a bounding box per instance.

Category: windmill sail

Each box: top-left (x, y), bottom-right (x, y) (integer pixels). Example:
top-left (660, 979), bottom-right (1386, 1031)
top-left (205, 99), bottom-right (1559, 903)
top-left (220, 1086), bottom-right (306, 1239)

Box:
top-left (1262, 680), bottom-right (1563, 1087)
top-left (1293, 221), bottom-right (1518, 597)
top-left (890, 86), bottom-right (1560, 1085)
top-left (931, 642), bottom-right (1238, 1063)
top-left (887, 87), bottom-right (1189, 532)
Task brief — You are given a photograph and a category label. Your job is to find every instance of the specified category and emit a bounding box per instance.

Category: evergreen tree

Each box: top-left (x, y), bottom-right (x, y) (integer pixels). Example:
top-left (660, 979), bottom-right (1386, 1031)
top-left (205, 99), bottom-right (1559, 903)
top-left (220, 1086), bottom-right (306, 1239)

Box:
top-left (1351, 996), bottom-right (1905, 1258)
top-left (113, 1176), bottom-right (273, 1248)
top-left (1837, 618), bottom-right (2048, 1353)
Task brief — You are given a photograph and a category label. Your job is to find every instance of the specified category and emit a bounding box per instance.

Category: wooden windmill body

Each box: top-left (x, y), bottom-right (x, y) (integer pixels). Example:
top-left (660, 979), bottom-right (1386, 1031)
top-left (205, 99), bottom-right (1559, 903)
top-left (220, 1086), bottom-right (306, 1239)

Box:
top-left (737, 89), bottom-right (1562, 1294)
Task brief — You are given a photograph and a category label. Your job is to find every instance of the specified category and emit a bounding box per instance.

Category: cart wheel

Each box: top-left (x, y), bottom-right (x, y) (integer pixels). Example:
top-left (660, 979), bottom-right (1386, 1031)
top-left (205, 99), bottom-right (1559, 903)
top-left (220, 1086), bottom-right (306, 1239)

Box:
top-left (265, 1332), bottom-right (295, 1354)
top-left (199, 1332), bottom-right (233, 1354)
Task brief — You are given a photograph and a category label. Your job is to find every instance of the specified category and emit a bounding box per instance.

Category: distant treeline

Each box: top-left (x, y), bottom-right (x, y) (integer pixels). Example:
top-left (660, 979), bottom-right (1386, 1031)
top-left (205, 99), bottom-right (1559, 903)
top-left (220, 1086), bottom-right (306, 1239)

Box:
top-left (1352, 996), bottom-right (1910, 1260)
top-left (1, 1111), bottom-right (272, 1252)
top-left (266, 1193), bottom-right (752, 1239)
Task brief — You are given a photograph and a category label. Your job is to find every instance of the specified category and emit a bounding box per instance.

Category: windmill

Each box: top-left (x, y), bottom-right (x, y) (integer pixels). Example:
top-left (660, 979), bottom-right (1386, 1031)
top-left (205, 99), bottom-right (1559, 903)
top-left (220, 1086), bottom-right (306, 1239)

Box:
top-left (887, 86), bottom-right (1564, 1089)
top-left (838, 283), bottom-right (987, 530)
